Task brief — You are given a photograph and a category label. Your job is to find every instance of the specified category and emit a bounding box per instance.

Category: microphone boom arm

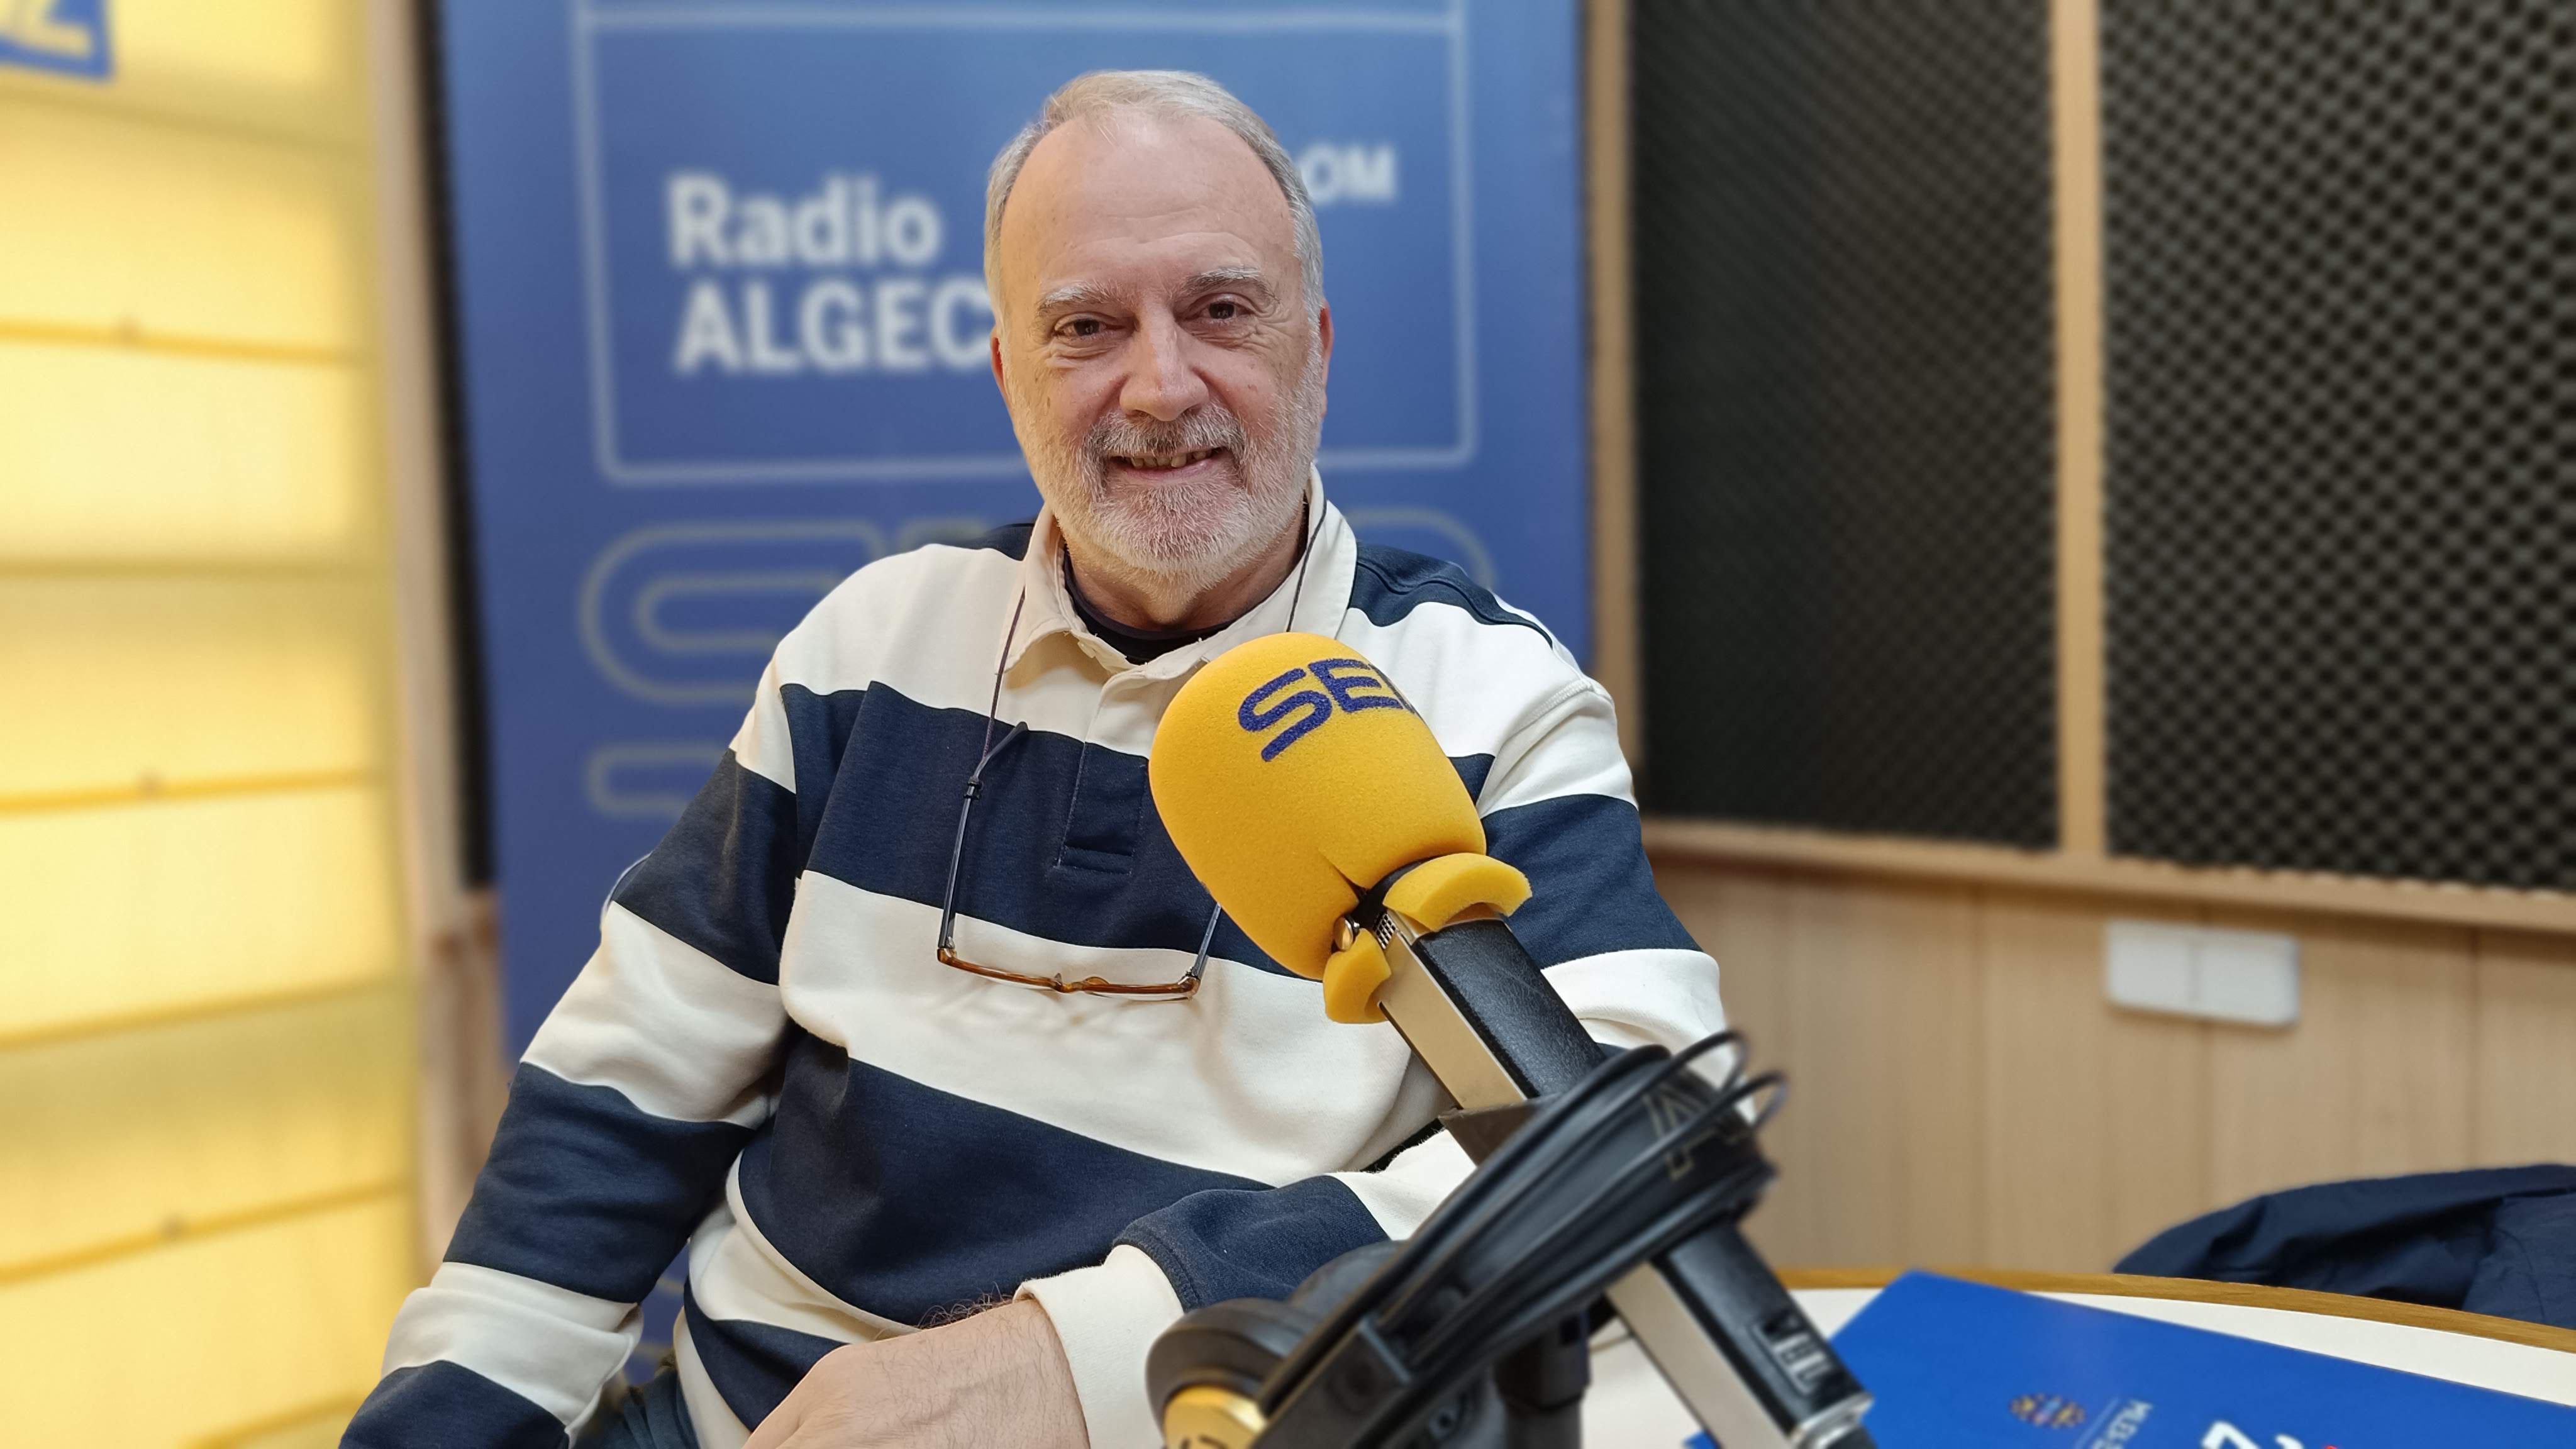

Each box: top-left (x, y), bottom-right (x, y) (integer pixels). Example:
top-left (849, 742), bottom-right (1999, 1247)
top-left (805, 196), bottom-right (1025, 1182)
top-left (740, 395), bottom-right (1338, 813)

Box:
top-left (1357, 874), bottom-right (1875, 1449)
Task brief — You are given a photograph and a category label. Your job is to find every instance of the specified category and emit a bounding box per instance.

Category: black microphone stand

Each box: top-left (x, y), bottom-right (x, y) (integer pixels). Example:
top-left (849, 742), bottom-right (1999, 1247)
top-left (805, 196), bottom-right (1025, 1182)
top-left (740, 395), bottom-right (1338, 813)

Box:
top-left (1196, 1235), bottom-right (1591, 1449)
top-left (1150, 1039), bottom-right (1863, 1449)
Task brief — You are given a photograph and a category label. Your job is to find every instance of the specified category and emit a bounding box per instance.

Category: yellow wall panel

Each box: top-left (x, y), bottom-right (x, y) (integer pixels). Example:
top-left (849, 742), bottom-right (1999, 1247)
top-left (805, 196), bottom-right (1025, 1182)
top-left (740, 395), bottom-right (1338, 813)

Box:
top-left (0, 1197), bottom-right (411, 1448)
top-left (0, 788), bottom-right (396, 1038)
top-left (107, 0), bottom-right (353, 100)
top-left (226, 1413), bottom-right (358, 1449)
top-left (0, 100), bottom-right (358, 352)
top-left (0, 6), bottom-right (425, 1440)
top-left (0, 577), bottom-right (381, 799)
top-left (0, 987), bottom-right (408, 1279)
top-left (0, 0), bottom-right (357, 140)
top-left (0, 342), bottom-right (365, 560)
top-left (92, 0), bottom-right (356, 124)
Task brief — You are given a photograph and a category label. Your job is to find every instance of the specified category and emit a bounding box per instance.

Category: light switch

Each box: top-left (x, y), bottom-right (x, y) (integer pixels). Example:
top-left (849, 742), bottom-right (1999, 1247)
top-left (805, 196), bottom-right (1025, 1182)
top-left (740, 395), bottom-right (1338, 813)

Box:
top-left (2106, 919), bottom-right (2299, 1027)
top-left (2104, 921), bottom-right (2196, 1015)
top-left (2192, 928), bottom-right (2301, 1025)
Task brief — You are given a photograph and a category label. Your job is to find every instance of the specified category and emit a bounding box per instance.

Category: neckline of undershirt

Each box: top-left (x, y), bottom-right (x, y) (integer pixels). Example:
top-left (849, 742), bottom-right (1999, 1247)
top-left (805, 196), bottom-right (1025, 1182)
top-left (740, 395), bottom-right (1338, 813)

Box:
top-left (1061, 557), bottom-right (1235, 664)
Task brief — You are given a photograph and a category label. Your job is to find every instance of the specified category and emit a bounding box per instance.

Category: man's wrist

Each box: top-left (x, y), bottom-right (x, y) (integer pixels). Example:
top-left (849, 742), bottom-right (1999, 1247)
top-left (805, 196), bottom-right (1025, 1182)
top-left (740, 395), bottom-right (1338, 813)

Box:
top-left (977, 1301), bottom-right (1089, 1445)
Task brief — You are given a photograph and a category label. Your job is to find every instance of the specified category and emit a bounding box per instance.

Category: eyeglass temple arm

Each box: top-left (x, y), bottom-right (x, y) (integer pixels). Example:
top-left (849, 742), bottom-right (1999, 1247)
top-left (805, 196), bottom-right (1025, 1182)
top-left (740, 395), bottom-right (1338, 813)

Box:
top-left (938, 722), bottom-right (1028, 950)
top-left (1186, 900), bottom-right (1221, 983)
top-left (937, 716), bottom-right (1222, 992)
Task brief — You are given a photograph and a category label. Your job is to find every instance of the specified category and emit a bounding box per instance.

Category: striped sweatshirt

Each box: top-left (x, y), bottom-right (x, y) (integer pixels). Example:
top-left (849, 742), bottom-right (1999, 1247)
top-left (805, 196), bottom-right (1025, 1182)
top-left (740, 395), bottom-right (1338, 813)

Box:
top-left (343, 477), bottom-right (1726, 1449)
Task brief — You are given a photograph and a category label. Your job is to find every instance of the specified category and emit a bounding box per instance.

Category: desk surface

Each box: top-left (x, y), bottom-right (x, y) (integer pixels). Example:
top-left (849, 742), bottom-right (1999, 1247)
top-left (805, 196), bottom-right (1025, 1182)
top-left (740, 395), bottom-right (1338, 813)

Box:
top-left (1584, 1269), bottom-right (2576, 1445)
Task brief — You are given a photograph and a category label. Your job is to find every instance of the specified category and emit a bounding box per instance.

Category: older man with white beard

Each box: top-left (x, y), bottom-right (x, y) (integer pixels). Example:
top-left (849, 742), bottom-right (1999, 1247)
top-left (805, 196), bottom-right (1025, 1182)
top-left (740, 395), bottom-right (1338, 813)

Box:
top-left (344, 70), bottom-right (1724, 1449)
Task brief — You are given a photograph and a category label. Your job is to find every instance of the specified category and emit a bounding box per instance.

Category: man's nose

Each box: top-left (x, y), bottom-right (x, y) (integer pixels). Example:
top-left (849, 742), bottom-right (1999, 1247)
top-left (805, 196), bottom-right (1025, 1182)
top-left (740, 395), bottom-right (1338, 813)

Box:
top-left (1118, 314), bottom-right (1211, 421)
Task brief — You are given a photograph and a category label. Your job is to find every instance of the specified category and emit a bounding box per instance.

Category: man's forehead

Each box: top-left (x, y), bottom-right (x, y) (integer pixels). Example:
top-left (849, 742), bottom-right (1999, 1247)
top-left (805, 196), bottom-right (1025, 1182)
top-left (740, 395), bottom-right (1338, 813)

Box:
top-left (998, 111), bottom-right (1296, 304)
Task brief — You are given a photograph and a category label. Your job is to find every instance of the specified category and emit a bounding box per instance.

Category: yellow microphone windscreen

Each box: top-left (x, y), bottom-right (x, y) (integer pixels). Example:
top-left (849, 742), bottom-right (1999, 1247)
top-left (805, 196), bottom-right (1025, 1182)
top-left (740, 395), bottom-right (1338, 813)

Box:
top-left (1152, 633), bottom-right (1484, 979)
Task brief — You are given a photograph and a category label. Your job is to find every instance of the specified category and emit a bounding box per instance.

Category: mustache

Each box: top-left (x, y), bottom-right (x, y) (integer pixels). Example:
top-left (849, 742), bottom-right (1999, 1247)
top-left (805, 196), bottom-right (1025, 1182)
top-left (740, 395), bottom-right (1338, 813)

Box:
top-left (1085, 407), bottom-right (1249, 463)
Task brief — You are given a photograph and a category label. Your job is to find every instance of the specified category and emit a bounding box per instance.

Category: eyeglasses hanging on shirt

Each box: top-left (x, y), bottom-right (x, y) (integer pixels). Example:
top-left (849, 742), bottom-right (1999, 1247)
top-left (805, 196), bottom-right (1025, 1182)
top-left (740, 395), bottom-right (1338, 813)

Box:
top-left (935, 504), bottom-right (1328, 1001)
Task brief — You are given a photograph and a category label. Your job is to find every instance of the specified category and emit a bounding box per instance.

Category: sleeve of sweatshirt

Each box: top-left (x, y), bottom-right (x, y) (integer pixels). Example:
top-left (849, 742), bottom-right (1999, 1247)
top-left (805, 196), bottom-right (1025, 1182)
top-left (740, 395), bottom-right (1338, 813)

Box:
top-left (341, 660), bottom-right (804, 1448)
top-left (1014, 676), bottom-right (1726, 1449)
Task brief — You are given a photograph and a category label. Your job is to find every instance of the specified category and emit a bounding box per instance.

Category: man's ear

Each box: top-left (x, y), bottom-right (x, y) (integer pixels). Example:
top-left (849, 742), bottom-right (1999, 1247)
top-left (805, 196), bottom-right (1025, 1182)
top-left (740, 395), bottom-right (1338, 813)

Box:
top-left (1313, 304), bottom-right (1333, 414)
top-left (988, 329), bottom-right (1007, 396)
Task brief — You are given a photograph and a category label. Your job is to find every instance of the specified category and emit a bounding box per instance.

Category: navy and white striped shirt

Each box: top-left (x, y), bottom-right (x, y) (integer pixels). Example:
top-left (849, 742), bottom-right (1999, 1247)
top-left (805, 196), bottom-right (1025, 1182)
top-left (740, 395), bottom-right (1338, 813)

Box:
top-left (345, 479), bottom-right (1725, 1448)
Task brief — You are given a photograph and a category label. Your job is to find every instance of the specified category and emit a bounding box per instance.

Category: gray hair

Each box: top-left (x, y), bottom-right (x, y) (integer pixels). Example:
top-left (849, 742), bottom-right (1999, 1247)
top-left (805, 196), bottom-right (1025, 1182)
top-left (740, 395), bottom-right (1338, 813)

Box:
top-left (984, 70), bottom-right (1326, 330)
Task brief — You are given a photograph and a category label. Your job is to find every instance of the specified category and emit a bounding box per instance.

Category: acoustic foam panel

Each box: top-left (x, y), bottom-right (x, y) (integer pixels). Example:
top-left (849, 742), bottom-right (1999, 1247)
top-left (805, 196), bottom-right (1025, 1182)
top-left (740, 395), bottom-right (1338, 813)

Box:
top-left (1631, 0), bottom-right (2059, 847)
top-left (2104, 1), bottom-right (2575, 891)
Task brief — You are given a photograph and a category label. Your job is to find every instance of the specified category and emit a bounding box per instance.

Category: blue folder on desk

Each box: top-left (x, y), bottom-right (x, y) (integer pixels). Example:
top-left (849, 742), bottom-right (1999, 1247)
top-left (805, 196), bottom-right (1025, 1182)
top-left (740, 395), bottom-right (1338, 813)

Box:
top-left (1690, 1271), bottom-right (2576, 1447)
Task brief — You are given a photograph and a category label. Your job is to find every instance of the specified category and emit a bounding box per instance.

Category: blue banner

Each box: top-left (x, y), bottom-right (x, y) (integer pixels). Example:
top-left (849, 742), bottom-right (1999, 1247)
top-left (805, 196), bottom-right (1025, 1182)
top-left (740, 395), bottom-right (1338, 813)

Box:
top-left (433, 0), bottom-right (1590, 1050)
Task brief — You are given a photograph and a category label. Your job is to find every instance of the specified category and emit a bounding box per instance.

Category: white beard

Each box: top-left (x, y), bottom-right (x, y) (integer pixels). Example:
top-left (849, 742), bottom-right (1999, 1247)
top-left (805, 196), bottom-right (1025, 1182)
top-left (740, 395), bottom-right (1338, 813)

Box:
top-left (1019, 334), bottom-right (1324, 596)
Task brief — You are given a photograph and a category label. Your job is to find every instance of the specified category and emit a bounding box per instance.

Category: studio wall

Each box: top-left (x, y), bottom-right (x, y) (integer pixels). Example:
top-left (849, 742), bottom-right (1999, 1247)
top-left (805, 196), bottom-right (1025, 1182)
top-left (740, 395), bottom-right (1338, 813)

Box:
top-left (1607, 0), bottom-right (2576, 1270)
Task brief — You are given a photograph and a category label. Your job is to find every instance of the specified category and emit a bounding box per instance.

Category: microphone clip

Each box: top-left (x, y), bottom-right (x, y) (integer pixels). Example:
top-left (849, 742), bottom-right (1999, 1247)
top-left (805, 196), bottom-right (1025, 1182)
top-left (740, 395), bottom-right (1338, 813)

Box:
top-left (1321, 855), bottom-right (1536, 1026)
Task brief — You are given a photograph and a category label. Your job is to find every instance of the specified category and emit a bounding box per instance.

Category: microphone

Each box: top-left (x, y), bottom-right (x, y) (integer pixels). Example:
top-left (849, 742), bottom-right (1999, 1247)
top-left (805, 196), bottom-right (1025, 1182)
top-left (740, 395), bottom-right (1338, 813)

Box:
top-left (1150, 634), bottom-right (1874, 1449)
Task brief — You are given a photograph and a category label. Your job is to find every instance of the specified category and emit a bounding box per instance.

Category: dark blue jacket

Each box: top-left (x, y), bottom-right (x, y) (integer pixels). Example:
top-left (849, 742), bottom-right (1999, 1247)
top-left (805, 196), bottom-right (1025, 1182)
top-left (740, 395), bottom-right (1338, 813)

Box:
top-left (2116, 1165), bottom-right (2576, 1330)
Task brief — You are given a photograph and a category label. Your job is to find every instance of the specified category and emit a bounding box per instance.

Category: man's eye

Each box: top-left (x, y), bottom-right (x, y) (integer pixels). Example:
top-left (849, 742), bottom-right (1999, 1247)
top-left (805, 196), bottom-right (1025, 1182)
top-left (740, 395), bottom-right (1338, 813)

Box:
top-left (1064, 318), bottom-right (1103, 338)
top-left (1206, 301), bottom-right (1240, 321)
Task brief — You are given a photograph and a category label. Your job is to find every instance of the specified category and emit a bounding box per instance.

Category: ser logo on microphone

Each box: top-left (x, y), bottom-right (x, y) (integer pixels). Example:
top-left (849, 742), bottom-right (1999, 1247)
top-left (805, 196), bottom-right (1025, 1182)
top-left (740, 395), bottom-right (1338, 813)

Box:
top-left (1237, 657), bottom-right (1409, 760)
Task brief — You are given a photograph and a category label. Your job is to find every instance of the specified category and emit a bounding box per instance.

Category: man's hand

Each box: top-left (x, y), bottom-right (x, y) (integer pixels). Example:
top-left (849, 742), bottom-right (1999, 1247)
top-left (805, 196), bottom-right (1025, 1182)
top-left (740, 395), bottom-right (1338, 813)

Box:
top-left (743, 1298), bottom-right (1090, 1449)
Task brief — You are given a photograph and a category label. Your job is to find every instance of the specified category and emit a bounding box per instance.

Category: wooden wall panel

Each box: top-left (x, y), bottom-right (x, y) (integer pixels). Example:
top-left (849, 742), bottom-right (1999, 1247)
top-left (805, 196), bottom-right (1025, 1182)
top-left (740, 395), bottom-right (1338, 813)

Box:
top-left (2203, 911), bottom-right (2477, 1206)
top-left (1657, 863), bottom-right (1805, 1262)
top-left (1658, 868), bottom-right (1987, 1266)
top-left (1650, 855), bottom-right (2573, 1274)
top-left (1977, 892), bottom-right (2207, 1271)
top-left (1656, 863), bottom-right (1794, 1055)
top-left (1781, 879), bottom-right (1986, 1267)
top-left (2472, 932), bottom-right (2576, 1165)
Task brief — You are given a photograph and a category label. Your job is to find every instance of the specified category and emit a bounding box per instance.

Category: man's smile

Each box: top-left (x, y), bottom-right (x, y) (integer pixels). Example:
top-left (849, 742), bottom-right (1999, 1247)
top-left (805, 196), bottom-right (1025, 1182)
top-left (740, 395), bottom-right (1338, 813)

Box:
top-left (1107, 445), bottom-right (1231, 478)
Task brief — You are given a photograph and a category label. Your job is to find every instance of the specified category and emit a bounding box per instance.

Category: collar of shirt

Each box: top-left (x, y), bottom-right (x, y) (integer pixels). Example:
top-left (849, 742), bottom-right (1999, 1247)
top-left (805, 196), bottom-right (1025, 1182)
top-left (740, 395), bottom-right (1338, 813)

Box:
top-left (1005, 465), bottom-right (1355, 681)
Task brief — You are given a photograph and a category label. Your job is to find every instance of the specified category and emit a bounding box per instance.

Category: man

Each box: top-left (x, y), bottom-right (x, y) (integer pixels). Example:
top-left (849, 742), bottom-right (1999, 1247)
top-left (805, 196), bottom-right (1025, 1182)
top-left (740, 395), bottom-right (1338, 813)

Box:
top-left (346, 70), bottom-right (1723, 1449)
